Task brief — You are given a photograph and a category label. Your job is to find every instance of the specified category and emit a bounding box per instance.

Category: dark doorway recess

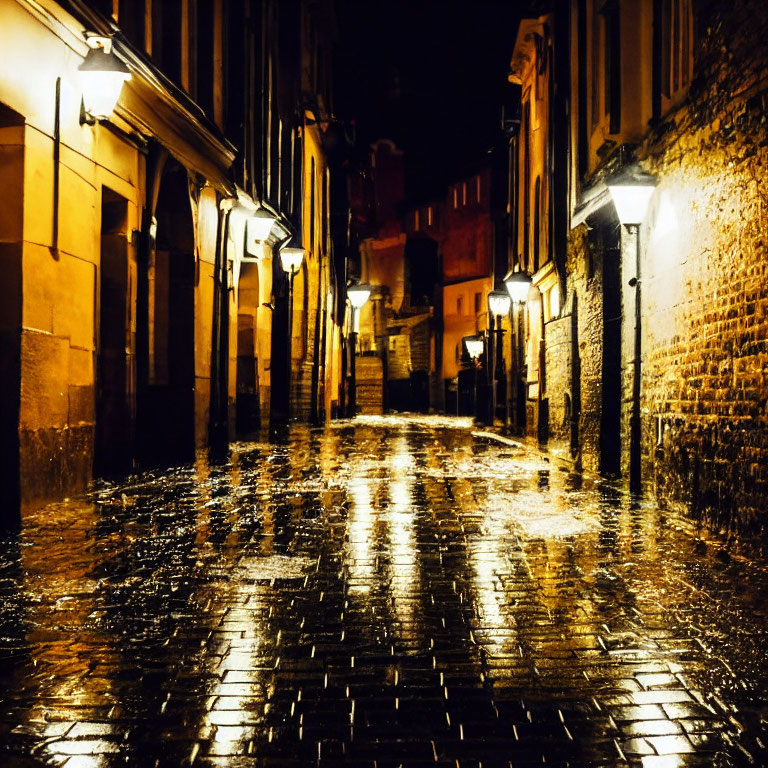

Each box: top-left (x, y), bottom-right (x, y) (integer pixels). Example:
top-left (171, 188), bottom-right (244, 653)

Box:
top-left (96, 188), bottom-right (133, 477)
top-left (139, 163), bottom-right (196, 467)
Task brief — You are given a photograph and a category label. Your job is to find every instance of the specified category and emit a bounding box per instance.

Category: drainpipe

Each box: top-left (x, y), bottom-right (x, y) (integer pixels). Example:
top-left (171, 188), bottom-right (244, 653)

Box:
top-left (51, 77), bottom-right (61, 259)
top-left (310, 248), bottom-right (323, 425)
top-left (210, 201), bottom-right (231, 457)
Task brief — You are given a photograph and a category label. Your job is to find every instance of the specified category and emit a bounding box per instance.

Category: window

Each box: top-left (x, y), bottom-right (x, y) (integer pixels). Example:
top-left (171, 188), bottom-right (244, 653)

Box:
top-left (533, 176), bottom-right (541, 272)
top-left (322, 168), bottom-right (329, 253)
top-left (591, 0), bottom-right (620, 134)
top-left (310, 157), bottom-right (316, 252)
top-left (660, 0), bottom-right (693, 108)
top-left (602, 1), bottom-right (621, 134)
top-left (153, 0), bottom-right (182, 84)
top-left (476, 175), bottom-right (481, 204)
top-left (545, 285), bottom-right (560, 321)
top-left (413, 209), bottom-right (420, 230)
top-left (577, 0), bottom-right (589, 176)
top-left (462, 182), bottom-right (467, 205)
top-left (456, 296), bottom-right (463, 316)
top-left (196, 0), bottom-right (214, 115)
top-left (474, 292), bottom-right (481, 314)
top-left (119, 0), bottom-right (146, 51)
top-left (591, 0), bottom-right (601, 128)
top-left (522, 99), bottom-right (531, 272)
top-left (426, 206), bottom-right (433, 226)
top-left (452, 187), bottom-right (458, 208)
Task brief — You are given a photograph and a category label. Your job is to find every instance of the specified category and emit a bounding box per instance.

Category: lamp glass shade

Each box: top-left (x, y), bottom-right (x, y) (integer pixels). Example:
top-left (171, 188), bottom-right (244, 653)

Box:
top-left (607, 184), bottom-right (655, 226)
top-left (347, 283), bottom-right (372, 310)
top-left (504, 270), bottom-right (532, 304)
top-left (488, 289), bottom-right (512, 317)
top-left (280, 247), bottom-right (304, 274)
top-left (79, 46), bottom-right (130, 119)
top-left (464, 337), bottom-right (484, 360)
top-left (247, 210), bottom-right (276, 242)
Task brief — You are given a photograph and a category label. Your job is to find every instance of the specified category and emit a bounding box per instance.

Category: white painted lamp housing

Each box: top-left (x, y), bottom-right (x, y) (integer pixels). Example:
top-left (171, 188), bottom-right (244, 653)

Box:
top-left (280, 247), bottom-right (304, 275)
top-left (79, 37), bottom-right (131, 120)
top-left (503, 270), bottom-right (532, 304)
top-left (488, 289), bottom-right (512, 317)
top-left (607, 169), bottom-right (656, 226)
top-left (347, 283), bottom-right (372, 310)
top-left (464, 336), bottom-right (484, 361)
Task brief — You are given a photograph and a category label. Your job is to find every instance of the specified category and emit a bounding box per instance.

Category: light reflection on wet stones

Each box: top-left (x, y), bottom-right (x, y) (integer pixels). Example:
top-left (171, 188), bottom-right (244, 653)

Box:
top-left (0, 415), bottom-right (767, 766)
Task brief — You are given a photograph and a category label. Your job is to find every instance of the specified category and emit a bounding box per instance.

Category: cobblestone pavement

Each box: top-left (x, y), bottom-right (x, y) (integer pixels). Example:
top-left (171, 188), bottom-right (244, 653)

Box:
top-left (2, 415), bottom-right (768, 768)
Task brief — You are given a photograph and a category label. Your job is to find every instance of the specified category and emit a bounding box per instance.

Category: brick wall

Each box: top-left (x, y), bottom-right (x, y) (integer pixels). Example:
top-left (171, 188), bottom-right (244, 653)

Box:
top-left (641, 0), bottom-right (768, 537)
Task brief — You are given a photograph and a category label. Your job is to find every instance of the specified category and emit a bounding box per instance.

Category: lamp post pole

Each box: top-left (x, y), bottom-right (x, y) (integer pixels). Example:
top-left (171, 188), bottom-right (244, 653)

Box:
top-left (494, 314), bottom-right (504, 425)
top-left (509, 304), bottom-right (517, 431)
top-left (349, 312), bottom-right (358, 418)
top-left (286, 265), bottom-right (296, 420)
top-left (487, 289), bottom-right (512, 426)
top-left (279, 247), bottom-right (304, 424)
top-left (629, 223), bottom-right (642, 494)
top-left (346, 283), bottom-right (372, 419)
top-left (502, 272), bottom-right (531, 435)
top-left (463, 336), bottom-right (484, 423)
top-left (488, 315), bottom-right (496, 424)
top-left (607, 169), bottom-right (655, 495)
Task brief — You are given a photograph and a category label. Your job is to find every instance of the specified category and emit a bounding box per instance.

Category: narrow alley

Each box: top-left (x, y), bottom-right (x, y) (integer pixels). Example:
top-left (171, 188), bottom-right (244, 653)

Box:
top-left (1, 415), bottom-right (767, 768)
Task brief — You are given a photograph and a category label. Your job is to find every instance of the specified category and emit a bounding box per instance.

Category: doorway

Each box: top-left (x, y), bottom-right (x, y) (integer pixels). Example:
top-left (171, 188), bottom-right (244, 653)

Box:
top-left (95, 188), bottom-right (133, 476)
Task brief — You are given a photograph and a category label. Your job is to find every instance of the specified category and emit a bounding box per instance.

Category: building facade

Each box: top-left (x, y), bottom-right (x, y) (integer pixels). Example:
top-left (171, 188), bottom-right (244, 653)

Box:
top-left (505, 0), bottom-right (768, 535)
top-left (0, 0), bottom-right (341, 525)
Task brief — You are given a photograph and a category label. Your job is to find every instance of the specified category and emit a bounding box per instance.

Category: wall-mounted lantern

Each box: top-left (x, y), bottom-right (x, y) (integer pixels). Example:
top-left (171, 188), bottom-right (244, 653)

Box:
top-left (503, 269), bottom-right (532, 304)
top-left (347, 282), bottom-right (372, 312)
top-left (606, 169), bottom-right (656, 229)
top-left (79, 36), bottom-right (131, 124)
top-left (246, 209), bottom-right (277, 246)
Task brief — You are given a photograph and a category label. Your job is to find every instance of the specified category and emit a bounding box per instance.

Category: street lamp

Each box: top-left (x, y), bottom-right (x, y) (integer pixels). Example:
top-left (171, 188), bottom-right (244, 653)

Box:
top-left (463, 334), bottom-right (485, 421)
top-left (280, 246), bottom-right (304, 276)
top-left (280, 246), bottom-right (304, 421)
top-left (487, 289), bottom-right (511, 425)
top-left (248, 209), bottom-right (277, 243)
top-left (347, 282), bottom-right (372, 417)
top-left (79, 36), bottom-right (131, 124)
top-left (607, 169), bottom-right (656, 494)
top-left (504, 270), bottom-right (532, 305)
top-left (504, 269), bottom-right (532, 434)
top-left (464, 336), bottom-right (484, 361)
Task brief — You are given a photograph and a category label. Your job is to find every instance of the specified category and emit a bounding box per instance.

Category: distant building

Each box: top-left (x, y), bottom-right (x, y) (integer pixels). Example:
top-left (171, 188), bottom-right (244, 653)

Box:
top-left (440, 170), bottom-right (494, 415)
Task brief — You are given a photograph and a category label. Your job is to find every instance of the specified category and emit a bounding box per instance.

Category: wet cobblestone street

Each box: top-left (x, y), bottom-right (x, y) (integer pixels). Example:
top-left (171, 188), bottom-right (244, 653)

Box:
top-left (3, 415), bottom-right (768, 767)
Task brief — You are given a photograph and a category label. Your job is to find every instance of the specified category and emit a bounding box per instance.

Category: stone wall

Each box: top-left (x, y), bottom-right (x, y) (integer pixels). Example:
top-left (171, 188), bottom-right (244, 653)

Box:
top-left (544, 314), bottom-right (571, 448)
top-left (566, 226), bottom-right (610, 475)
top-left (641, 0), bottom-right (768, 537)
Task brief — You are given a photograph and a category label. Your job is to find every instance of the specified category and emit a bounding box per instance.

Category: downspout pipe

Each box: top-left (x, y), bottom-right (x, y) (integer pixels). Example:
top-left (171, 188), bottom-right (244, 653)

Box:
top-left (209, 201), bottom-right (231, 459)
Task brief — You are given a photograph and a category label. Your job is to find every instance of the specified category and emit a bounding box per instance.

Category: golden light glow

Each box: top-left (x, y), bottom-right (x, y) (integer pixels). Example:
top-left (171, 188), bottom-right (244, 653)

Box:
top-left (387, 436), bottom-right (419, 639)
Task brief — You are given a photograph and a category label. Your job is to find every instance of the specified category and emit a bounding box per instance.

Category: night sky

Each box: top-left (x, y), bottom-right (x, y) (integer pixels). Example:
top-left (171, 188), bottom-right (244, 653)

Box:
top-left (334, 0), bottom-right (524, 201)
